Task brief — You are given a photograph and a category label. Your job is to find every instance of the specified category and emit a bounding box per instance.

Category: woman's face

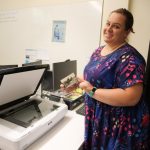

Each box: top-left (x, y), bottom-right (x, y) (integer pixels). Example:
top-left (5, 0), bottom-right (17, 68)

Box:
top-left (103, 12), bottom-right (129, 45)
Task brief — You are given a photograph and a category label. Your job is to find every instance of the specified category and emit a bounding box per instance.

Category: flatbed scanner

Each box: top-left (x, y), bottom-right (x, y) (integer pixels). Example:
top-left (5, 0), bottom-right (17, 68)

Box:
top-left (0, 65), bottom-right (68, 150)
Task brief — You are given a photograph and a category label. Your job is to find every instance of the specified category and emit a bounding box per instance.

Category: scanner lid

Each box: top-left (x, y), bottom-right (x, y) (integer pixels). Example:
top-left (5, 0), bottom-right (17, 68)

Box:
top-left (0, 64), bottom-right (49, 109)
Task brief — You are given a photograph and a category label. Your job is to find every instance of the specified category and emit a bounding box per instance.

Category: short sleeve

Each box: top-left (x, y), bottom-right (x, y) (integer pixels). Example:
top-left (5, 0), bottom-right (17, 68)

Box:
top-left (115, 52), bottom-right (146, 89)
top-left (90, 47), bottom-right (103, 61)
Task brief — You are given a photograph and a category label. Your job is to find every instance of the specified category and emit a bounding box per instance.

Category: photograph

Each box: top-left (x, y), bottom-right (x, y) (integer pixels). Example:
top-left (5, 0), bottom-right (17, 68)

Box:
top-left (52, 20), bottom-right (66, 42)
top-left (60, 73), bottom-right (78, 88)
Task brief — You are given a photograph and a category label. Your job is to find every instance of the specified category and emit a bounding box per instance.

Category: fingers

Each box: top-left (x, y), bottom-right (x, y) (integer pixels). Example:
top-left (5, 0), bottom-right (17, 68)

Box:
top-left (79, 81), bottom-right (87, 89)
top-left (77, 76), bottom-right (85, 83)
top-left (60, 84), bottom-right (65, 88)
top-left (60, 83), bottom-right (76, 93)
top-left (79, 81), bottom-right (93, 92)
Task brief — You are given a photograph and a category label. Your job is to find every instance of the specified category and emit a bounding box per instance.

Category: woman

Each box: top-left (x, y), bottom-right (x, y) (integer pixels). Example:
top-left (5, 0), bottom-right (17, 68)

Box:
top-left (78, 8), bottom-right (150, 149)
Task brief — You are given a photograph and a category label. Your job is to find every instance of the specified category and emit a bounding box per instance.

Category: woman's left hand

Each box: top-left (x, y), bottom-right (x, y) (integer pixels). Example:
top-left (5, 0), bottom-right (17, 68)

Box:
top-left (79, 80), bottom-right (93, 93)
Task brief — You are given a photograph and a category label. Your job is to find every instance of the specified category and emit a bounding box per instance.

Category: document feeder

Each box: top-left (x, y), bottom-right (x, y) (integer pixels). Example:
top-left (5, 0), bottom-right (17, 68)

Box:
top-left (0, 65), bottom-right (68, 150)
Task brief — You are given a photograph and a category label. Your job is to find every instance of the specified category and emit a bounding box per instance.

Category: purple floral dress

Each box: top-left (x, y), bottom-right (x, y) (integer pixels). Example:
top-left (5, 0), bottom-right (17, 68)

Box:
top-left (83, 43), bottom-right (150, 150)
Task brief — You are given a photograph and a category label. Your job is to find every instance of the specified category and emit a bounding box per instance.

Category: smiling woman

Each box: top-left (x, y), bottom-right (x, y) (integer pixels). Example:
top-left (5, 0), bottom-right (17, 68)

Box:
top-left (102, 9), bottom-right (133, 55)
top-left (77, 8), bottom-right (150, 150)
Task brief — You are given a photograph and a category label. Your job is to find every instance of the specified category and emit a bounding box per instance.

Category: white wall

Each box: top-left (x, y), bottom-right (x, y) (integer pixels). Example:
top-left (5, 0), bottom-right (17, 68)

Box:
top-left (129, 0), bottom-right (150, 60)
top-left (0, 0), bottom-right (92, 10)
top-left (0, 0), bottom-right (103, 75)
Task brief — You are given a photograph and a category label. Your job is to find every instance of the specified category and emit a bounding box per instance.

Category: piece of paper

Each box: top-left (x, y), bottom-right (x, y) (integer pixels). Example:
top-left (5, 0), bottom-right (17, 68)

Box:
top-left (25, 49), bottom-right (50, 63)
top-left (60, 73), bottom-right (78, 88)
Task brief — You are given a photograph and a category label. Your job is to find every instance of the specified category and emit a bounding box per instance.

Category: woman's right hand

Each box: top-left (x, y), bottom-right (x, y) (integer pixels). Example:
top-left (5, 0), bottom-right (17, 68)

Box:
top-left (79, 80), bottom-right (93, 93)
top-left (60, 75), bottom-right (84, 93)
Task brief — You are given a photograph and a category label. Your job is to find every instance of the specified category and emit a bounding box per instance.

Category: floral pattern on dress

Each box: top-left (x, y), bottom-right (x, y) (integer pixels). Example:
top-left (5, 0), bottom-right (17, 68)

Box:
top-left (83, 43), bottom-right (150, 150)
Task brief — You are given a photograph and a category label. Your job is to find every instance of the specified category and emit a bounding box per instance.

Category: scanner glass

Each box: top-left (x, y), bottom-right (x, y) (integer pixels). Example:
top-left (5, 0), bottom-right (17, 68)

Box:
top-left (1, 99), bottom-right (59, 128)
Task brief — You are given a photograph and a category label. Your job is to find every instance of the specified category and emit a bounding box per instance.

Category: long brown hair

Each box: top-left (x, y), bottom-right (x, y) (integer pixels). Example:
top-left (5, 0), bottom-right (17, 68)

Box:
top-left (111, 8), bottom-right (135, 33)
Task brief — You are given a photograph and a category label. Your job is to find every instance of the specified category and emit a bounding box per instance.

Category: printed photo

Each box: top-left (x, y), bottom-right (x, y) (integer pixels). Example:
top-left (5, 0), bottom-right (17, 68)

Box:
top-left (52, 20), bottom-right (66, 42)
top-left (60, 73), bottom-right (78, 88)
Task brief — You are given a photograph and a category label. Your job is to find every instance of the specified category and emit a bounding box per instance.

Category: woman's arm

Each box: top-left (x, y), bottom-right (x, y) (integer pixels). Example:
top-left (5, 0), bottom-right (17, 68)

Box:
top-left (79, 80), bottom-right (143, 106)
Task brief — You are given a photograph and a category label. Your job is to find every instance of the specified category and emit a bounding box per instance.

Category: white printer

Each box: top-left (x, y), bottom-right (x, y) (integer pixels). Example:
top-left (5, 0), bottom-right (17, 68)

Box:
top-left (0, 65), bottom-right (68, 150)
